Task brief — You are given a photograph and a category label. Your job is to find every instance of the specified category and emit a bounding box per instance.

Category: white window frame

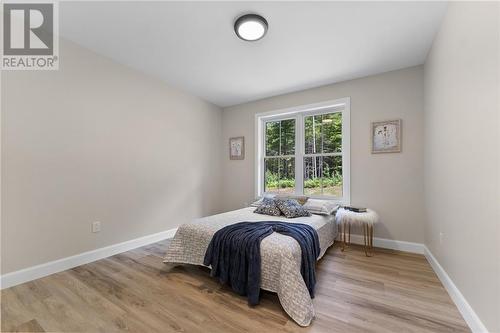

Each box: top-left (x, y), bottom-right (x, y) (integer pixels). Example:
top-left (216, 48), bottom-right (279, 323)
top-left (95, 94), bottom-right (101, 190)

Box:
top-left (255, 97), bottom-right (350, 205)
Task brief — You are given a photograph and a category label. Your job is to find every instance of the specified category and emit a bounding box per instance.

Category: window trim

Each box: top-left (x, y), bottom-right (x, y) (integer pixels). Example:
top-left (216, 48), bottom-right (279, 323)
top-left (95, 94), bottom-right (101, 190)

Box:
top-left (255, 97), bottom-right (350, 205)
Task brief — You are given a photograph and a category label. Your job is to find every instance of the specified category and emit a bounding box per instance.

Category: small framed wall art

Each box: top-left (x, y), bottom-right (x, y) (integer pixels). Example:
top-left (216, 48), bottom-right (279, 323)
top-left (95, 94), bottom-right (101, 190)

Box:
top-left (371, 119), bottom-right (402, 153)
top-left (229, 136), bottom-right (245, 160)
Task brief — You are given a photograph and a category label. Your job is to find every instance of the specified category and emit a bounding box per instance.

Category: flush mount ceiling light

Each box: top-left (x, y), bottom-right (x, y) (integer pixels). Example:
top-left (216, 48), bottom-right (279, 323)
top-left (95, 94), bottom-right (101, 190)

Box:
top-left (234, 14), bottom-right (268, 41)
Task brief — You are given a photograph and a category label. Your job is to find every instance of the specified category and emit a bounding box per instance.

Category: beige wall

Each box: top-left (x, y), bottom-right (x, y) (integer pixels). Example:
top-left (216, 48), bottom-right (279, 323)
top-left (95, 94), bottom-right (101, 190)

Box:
top-left (1, 39), bottom-right (223, 274)
top-left (424, 2), bottom-right (500, 332)
top-left (222, 66), bottom-right (425, 243)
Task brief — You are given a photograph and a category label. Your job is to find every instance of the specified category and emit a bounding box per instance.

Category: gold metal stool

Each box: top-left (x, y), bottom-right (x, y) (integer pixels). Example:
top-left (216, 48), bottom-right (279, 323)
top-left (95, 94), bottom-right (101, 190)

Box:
top-left (336, 208), bottom-right (378, 257)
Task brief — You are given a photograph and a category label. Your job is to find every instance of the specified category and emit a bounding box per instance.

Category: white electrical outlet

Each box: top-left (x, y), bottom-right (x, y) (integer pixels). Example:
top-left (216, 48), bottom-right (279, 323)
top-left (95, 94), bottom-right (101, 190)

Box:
top-left (92, 221), bottom-right (101, 233)
top-left (439, 232), bottom-right (444, 244)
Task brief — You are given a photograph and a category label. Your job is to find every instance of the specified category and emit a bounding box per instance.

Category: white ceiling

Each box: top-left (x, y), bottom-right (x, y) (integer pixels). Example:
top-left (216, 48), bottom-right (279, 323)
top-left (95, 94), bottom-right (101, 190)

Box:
top-left (60, 1), bottom-right (447, 107)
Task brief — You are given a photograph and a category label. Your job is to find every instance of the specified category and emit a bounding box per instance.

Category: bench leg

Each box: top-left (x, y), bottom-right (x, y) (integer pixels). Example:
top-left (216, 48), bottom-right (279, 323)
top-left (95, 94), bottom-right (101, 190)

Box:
top-left (340, 222), bottom-right (352, 252)
top-left (341, 222), bottom-right (346, 251)
top-left (363, 224), bottom-right (374, 257)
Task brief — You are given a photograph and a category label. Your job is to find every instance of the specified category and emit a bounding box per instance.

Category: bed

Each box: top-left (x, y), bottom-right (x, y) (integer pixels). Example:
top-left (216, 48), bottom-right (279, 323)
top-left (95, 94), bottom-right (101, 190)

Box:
top-left (163, 207), bottom-right (337, 326)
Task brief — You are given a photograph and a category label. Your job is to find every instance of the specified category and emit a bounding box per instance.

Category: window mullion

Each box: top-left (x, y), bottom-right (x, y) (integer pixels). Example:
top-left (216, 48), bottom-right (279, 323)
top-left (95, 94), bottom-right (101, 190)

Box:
top-left (264, 155), bottom-right (295, 159)
top-left (320, 156), bottom-right (324, 195)
top-left (303, 152), bottom-right (342, 158)
top-left (279, 121), bottom-right (282, 156)
top-left (278, 121), bottom-right (282, 193)
top-left (295, 115), bottom-right (304, 195)
top-left (260, 119), bottom-right (266, 195)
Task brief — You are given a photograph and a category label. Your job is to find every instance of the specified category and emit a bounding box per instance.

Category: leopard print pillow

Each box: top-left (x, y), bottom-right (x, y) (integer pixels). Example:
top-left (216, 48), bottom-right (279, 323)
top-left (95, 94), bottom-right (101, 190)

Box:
top-left (253, 197), bottom-right (282, 216)
top-left (276, 199), bottom-right (312, 218)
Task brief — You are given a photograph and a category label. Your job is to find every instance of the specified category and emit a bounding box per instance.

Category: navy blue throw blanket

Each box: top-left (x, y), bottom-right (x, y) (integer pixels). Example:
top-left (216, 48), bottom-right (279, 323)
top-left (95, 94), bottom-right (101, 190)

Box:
top-left (203, 221), bottom-right (321, 306)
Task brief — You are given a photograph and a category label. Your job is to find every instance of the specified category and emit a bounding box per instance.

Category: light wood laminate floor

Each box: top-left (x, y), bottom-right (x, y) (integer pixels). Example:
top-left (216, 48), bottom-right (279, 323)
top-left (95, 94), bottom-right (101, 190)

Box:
top-left (1, 240), bottom-right (470, 332)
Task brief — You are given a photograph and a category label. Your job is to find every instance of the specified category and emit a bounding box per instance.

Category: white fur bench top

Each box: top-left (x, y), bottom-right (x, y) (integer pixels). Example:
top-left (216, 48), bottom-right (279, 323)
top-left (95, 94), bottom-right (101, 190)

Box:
top-left (335, 208), bottom-right (379, 227)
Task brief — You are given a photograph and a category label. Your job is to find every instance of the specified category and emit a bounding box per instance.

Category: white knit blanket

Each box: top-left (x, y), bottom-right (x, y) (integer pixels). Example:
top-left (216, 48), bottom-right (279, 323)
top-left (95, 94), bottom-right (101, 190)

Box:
top-left (335, 208), bottom-right (379, 226)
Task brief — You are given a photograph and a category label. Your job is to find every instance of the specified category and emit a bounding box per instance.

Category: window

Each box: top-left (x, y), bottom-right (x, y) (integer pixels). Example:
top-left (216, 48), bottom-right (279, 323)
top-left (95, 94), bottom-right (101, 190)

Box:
top-left (256, 98), bottom-right (350, 203)
top-left (264, 118), bottom-right (296, 194)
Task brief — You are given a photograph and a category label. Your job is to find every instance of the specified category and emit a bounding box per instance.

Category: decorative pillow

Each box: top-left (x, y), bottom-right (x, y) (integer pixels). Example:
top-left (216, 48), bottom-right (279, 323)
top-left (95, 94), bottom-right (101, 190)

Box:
top-left (253, 198), bottom-right (282, 216)
top-left (252, 194), bottom-right (308, 207)
top-left (275, 195), bottom-right (309, 206)
top-left (276, 199), bottom-right (311, 218)
top-left (250, 194), bottom-right (276, 207)
top-left (303, 199), bottom-right (339, 215)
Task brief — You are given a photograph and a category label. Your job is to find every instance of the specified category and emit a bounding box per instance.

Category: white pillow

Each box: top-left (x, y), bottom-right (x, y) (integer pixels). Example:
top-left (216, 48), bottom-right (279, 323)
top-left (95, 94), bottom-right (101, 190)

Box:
top-left (250, 194), bottom-right (276, 207)
top-left (274, 195), bottom-right (309, 206)
top-left (250, 194), bottom-right (310, 207)
top-left (303, 199), bottom-right (339, 215)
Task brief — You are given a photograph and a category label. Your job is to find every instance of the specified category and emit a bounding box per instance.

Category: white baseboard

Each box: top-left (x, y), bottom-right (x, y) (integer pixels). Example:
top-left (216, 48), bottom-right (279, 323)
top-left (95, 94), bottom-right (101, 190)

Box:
top-left (336, 234), bottom-right (425, 254)
top-left (0, 228), bottom-right (178, 290)
top-left (424, 246), bottom-right (488, 333)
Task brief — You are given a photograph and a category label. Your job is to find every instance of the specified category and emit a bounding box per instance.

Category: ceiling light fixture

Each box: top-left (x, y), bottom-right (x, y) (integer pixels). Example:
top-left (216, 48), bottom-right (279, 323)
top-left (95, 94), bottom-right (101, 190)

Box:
top-left (234, 14), bottom-right (268, 41)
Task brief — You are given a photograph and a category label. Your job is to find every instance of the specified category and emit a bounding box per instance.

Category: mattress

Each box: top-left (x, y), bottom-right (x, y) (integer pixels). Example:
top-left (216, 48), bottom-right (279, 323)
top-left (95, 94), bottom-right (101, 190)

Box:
top-left (163, 207), bottom-right (337, 326)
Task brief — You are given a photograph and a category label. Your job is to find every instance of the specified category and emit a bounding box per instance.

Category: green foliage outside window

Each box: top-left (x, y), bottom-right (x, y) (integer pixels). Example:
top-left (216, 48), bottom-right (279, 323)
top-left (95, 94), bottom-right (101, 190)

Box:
top-left (264, 112), bottom-right (343, 196)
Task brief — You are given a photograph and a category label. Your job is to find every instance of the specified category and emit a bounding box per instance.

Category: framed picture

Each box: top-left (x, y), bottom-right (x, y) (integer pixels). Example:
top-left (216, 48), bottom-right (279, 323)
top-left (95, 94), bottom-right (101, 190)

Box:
top-left (229, 136), bottom-right (245, 160)
top-left (371, 119), bottom-right (402, 153)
